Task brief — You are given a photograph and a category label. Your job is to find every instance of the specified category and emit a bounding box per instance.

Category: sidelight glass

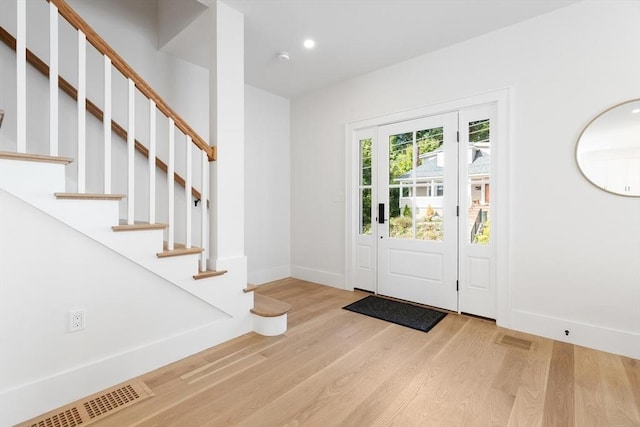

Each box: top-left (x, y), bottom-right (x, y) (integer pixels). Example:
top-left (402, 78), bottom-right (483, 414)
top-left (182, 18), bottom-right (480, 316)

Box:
top-left (360, 138), bottom-right (372, 186)
top-left (467, 119), bottom-right (491, 245)
top-left (359, 138), bottom-right (373, 235)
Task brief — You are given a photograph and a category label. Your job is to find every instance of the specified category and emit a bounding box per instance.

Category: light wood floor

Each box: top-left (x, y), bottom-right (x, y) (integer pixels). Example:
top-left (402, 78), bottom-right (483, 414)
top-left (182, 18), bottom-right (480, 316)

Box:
top-left (92, 278), bottom-right (639, 427)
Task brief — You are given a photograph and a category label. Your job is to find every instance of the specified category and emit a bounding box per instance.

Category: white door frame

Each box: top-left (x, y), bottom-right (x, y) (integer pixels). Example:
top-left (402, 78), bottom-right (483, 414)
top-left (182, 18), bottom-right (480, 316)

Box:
top-left (345, 89), bottom-right (511, 324)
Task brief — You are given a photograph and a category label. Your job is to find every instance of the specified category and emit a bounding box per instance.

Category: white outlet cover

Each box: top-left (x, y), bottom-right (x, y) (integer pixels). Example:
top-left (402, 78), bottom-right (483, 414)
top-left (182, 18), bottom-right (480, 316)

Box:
top-left (69, 309), bottom-right (86, 332)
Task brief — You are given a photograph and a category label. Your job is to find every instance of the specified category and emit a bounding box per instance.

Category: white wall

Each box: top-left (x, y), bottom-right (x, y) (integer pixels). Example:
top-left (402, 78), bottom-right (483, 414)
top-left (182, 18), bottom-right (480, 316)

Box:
top-left (0, 190), bottom-right (246, 426)
top-left (245, 85), bottom-right (291, 284)
top-left (290, 1), bottom-right (640, 358)
top-left (67, 0), bottom-right (210, 141)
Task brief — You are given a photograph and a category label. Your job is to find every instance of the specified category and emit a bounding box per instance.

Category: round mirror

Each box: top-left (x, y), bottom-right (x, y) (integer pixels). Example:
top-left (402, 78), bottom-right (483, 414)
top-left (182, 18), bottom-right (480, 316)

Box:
top-left (576, 99), bottom-right (640, 197)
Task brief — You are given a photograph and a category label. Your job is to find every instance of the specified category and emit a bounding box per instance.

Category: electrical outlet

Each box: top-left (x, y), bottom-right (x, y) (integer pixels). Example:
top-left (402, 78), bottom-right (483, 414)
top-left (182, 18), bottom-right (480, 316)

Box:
top-left (69, 309), bottom-right (86, 332)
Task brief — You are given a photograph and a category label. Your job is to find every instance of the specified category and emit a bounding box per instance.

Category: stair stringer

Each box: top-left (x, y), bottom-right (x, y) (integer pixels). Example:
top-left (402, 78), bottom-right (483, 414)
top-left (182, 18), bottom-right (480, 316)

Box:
top-left (0, 157), bottom-right (251, 318)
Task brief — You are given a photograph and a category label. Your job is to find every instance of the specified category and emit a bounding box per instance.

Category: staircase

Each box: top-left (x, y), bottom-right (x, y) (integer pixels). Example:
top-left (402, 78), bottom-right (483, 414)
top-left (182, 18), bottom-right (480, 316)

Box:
top-left (0, 151), bottom-right (240, 315)
top-left (0, 1), bottom-right (281, 425)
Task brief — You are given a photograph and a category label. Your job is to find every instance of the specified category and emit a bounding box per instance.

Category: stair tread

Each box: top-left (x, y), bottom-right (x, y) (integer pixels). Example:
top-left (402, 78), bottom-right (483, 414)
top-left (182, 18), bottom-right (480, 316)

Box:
top-left (0, 151), bottom-right (73, 164)
top-left (193, 269), bottom-right (227, 280)
top-left (250, 293), bottom-right (291, 317)
top-left (157, 242), bottom-right (203, 258)
top-left (112, 221), bottom-right (167, 232)
top-left (55, 192), bottom-right (126, 200)
top-left (243, 284), bottom-right (258, 293)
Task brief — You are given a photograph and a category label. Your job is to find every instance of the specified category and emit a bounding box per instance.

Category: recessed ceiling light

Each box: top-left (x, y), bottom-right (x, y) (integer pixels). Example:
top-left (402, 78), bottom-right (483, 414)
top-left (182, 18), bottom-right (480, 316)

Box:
top-left (303, 39), bottom-right (315, 49)
top-left (632, 108), bottom-right (640, 114)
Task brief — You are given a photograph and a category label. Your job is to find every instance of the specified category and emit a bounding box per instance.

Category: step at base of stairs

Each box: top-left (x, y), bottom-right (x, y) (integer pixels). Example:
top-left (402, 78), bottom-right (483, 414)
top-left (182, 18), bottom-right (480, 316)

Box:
top-left (251, 294), bottom-right (291, 317)
top-left (251, 293), bottom-right (290, 336)
top-left (112, 222), bottom-right (168, 232)
top-left (0, 151), bottom-right (73, 164)
top-left (157, 242), bottom-right (203, 258)
top-left (193, 269), bottom-right (227, 280)
top-left (55, 192), bottom-right (126, 200)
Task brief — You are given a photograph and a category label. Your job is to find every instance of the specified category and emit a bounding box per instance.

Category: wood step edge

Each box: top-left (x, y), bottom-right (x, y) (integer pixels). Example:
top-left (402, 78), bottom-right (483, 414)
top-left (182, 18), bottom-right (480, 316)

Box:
top-left (250, 293), bottom-right (291, 318)
top-left (0, 151), bottom-right (73, 164)
top-left (193, 269), bottom-right (227, 280)
top-left (243, 284), bottom-right (258, 293)
top-left (157, 245), bottom-right (203, 258)
top-left (55, 192), bottom-right (126, 200)
top-left (112, 223), bottom-right (167, 232)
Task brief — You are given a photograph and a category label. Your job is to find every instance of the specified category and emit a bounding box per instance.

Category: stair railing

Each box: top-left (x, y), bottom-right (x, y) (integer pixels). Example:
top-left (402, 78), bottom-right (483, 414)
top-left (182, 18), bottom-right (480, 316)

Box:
top-left (12, 0), bottom-right (212, 270)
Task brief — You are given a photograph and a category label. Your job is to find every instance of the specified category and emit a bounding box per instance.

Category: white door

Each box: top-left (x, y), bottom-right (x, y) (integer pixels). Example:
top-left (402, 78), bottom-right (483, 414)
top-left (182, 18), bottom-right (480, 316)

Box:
top-left (376, 113), bottom-right (459, 310)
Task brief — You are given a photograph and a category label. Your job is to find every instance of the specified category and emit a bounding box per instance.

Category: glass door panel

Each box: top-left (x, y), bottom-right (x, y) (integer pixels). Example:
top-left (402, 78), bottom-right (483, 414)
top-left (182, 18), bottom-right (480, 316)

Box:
top-left (467, 119), bottom-right (491, 245)
top-left (359, 138), bottom-right (373, 236)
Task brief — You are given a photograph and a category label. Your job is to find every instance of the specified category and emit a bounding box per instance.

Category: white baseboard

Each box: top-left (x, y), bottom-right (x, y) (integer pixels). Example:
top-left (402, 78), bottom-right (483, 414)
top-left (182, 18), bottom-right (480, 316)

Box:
top-left (291, 265), bottom-right (345, 289)
top-left (0, 315), bottom-right (252, 427)
top-left (248, 264), bottom-right (291, 285)
top-left (510, 309), bottom-right (640, 359)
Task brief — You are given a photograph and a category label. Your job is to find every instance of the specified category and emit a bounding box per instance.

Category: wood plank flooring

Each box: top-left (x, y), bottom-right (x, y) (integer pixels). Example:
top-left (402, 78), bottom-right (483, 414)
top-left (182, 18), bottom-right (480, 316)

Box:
top-left (85, 278), bottom-right (639, 426)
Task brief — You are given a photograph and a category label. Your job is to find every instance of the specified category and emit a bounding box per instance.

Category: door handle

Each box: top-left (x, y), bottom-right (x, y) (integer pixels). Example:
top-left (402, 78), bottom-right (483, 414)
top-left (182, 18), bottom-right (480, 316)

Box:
top-left (378, 203), bottom-right (386, 224)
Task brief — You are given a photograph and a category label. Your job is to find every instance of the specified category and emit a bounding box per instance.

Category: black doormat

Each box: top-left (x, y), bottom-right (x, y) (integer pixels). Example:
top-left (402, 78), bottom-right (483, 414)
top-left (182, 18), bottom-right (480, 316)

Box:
top-left (343, 295), bottom-right (447, 333)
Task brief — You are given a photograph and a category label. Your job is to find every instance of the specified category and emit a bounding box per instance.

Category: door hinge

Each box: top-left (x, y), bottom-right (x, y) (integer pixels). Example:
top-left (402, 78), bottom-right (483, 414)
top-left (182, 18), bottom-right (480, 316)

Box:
top-left (456, 205), bottom-right (459, 217)
top-left (456, 280), bottom-right (459, 291)
top-left (456, 131), bottom-right (460, 143)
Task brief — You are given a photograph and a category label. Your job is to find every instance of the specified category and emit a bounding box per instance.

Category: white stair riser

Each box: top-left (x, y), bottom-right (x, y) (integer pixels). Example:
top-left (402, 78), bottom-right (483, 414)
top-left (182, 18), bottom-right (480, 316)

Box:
top-left (0, 159), bottom-right (66, 195)
top-left (252, 313), bottom-right (287, 336)
top-left (100, 230), bottom-right (165, 257)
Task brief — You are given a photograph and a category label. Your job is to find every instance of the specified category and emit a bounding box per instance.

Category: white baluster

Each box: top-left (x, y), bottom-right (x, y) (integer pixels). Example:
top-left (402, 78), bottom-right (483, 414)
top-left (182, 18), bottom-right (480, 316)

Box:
top-left (127, 79), bottom-right (135, 224)
top-left (200, 150), bottom-right (208, 272)
top-left (185, 136), bottom-right (192, 248)
top-left (77, 31), bottom-right (86, 193)
top-left (49, 2), bottom-right (58, 156)
top-left (167, 119), bottom-right (175, 251)
top-left (149, 100), bottom-right (156, 224)
top-left (104, 56), bottom-right (112, 194)
top-left (16, 0), bottom-right (26, 153)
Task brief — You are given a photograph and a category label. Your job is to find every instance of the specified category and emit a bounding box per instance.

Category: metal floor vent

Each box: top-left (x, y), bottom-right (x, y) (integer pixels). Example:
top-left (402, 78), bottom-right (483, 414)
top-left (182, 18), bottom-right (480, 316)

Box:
top-left (19, 379), bottom-right (153, 427)
top-left (497, 334), bottom-right (534, 351)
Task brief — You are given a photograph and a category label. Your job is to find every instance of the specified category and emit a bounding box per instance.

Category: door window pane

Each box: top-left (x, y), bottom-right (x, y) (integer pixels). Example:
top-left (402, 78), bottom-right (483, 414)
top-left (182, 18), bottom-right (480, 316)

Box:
top-left (468, 119), bottom-right (490, 245)
top-left (416, 127), bottom-right (444, 167)
top-left (389, 132), bottom-right (413, 183)
top-left (417, 204), bottom-right (444, 241)
top-left (390, 187), bottom-right (413, 238)
top-left (416, 182), bottom-right (444, 241)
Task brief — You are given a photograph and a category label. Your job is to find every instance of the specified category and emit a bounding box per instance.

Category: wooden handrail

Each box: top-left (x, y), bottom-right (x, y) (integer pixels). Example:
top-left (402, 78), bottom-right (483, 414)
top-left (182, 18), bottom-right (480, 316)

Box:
top-left (47, 0), bottom-right (215, 161)
top-left (0, 25), bottom-right (206, 202)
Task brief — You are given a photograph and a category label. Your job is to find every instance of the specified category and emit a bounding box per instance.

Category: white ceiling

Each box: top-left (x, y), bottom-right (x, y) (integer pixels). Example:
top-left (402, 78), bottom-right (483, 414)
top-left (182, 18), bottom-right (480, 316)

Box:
top-left (162, 0), bottom-right (578, 99)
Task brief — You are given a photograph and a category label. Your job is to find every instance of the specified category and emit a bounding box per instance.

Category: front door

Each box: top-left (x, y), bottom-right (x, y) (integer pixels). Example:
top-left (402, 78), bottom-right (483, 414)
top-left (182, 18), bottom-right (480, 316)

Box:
top-left (376, 113), bottom-right (459, 310)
